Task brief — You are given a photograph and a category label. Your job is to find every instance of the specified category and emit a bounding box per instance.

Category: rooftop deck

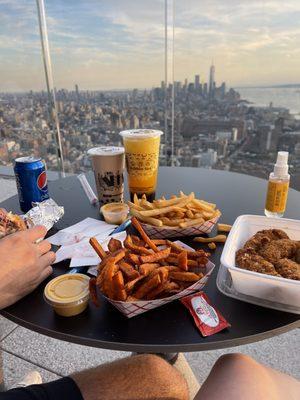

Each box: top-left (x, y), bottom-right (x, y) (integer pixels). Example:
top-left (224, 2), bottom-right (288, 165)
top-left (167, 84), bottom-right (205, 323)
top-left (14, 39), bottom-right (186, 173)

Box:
top-left (0, 177), bottom-right (299, 389)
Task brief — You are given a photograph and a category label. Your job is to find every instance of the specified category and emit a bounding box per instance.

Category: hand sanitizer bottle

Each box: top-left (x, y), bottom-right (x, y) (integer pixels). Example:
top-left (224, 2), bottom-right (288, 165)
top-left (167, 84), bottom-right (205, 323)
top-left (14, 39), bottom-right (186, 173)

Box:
top-left (265, 151), bottom-right (290, 218)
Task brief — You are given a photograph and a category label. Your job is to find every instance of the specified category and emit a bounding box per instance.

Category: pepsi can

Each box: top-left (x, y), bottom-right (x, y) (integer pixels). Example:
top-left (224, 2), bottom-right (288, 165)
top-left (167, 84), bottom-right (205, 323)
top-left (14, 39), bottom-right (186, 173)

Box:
top-left (14, 157), bottom-right (49, 213)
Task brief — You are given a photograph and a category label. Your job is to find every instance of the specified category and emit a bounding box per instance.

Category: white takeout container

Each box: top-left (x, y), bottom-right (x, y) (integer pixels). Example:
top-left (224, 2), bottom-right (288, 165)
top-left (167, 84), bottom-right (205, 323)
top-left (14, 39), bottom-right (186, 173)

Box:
top-left (220, 215), bottom-right (300, 310)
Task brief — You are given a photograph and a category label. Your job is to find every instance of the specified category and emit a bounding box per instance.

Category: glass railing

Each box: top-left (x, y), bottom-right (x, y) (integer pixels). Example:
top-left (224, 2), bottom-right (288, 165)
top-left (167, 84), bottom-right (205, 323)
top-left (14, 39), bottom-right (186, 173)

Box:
top-left (1, 1), bottom-right (300, 189)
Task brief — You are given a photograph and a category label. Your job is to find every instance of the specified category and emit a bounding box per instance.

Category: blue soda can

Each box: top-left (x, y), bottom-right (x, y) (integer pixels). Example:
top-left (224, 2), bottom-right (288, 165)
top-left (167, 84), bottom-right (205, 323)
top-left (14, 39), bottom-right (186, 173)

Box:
top-left (14, 157), bottom-right (50, 213)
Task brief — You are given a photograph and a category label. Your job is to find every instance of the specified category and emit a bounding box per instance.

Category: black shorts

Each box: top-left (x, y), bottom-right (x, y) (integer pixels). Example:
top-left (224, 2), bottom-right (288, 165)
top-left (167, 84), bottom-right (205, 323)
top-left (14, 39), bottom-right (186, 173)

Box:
top-left (0, 377), bottom-right (83, 400)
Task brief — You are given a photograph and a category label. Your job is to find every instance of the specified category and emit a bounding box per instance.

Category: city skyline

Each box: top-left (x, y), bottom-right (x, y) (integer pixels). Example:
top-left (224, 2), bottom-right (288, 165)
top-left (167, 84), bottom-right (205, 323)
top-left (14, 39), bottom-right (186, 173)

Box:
top-left (1, 0), bottom-right (300, 91)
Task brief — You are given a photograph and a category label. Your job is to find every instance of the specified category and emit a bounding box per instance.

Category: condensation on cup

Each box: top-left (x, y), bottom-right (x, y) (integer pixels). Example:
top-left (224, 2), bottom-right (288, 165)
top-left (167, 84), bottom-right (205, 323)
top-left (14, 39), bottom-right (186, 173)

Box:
top-left (87, 147), bottom-right (125, 205)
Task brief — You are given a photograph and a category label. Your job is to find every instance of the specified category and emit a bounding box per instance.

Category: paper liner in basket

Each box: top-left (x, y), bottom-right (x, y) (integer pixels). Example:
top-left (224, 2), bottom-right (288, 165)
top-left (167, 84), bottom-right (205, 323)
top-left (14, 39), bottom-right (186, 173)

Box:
top-left (104, 260), bottom-right (215, 318)
top-left (140, 215), bottom-right (220, 239)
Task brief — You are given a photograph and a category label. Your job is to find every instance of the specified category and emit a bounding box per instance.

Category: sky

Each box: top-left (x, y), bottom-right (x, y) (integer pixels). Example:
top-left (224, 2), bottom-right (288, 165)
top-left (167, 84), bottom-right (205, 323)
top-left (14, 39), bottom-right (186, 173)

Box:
top-left (1, 0), bottom-right (300, 91)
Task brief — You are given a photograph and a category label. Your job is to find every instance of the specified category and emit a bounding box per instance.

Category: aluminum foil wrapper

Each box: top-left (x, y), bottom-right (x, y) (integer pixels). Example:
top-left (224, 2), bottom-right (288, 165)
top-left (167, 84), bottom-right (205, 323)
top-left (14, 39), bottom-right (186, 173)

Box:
top-left (25, 199), bottom-right (64, 231)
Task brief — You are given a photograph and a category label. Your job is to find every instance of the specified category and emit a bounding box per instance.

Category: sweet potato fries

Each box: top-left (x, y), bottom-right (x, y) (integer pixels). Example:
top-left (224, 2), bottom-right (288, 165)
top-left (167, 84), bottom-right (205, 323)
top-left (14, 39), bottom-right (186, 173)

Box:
top-left (89, 217), bottom-right (210, 303)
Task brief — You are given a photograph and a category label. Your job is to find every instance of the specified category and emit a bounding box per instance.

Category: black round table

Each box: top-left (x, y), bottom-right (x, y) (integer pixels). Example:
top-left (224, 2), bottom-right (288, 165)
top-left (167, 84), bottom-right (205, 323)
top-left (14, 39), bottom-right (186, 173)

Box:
top-left (1, 167), bottom-right (299, 353)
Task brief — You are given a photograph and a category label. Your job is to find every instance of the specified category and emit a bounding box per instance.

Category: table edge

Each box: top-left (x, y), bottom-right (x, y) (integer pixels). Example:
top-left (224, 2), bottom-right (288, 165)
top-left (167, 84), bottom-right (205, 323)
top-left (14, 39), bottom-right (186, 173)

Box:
top-left (1, 310), bottom-right (299, 353)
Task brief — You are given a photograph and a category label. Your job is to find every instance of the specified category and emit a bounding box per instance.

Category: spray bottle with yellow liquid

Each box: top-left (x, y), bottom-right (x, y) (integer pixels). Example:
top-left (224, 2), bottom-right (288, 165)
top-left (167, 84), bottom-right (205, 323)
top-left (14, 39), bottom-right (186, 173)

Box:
top-left (265, 151), bottom-right (290, 218)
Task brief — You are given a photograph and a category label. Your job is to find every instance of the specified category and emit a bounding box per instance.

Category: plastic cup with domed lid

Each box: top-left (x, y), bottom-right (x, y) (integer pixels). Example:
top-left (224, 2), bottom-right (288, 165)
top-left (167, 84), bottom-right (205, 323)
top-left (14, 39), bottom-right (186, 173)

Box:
top-left (44, 273), bottom-right (90, 317)
top-left (87, 146), bottom-right (125, 206)
top-left (119, 130), bottom-right (163, 201)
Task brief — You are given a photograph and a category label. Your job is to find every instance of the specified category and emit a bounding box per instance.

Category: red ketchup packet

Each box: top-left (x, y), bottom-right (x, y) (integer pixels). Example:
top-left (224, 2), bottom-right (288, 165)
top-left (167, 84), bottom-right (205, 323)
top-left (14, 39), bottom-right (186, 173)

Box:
top-left (181, 292), bottom-right (230, 337)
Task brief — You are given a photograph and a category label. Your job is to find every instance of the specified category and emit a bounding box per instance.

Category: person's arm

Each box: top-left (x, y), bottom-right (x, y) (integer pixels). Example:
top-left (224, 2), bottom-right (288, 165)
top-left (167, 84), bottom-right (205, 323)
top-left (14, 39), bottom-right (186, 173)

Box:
top-left (0, 226), bottom-right (55, 309)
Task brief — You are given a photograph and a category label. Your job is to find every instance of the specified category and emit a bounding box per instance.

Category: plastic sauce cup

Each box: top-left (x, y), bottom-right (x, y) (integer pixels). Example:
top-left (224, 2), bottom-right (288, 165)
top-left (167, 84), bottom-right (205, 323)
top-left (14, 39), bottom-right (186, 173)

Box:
top-left (101, 202), bottom-right (129, 225)
top-left (44, 274), bottom-right (90, 317)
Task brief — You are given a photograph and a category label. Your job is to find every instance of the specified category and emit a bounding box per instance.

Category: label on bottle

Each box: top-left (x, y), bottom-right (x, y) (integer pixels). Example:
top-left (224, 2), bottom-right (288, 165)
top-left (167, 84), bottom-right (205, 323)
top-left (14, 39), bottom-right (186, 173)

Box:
top-left (265, 181), bottom-right (289, 213)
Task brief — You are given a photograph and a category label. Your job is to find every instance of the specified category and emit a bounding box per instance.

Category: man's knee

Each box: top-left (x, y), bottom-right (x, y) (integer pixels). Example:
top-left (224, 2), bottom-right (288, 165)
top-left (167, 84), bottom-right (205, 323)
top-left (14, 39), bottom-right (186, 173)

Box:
top-left (217, 353), bottom-right (255, 368)
top-left (131, 354), bottom-right (189, 400)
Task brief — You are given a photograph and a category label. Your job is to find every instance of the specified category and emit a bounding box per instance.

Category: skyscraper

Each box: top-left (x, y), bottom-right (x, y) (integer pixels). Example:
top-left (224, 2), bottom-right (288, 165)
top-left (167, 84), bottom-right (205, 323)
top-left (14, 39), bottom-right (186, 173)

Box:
top-left (195, 75), bottom-right (200, 90)
top-left (209, 62), bottom-right (215, 98)
top-left (75, 84), bottom-right (79, 100)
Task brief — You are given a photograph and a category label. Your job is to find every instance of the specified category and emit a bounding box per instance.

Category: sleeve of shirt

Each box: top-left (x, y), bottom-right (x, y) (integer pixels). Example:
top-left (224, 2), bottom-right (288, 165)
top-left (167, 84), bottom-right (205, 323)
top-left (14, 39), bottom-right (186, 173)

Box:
top-left (0, 377), bottom-right (84, 400)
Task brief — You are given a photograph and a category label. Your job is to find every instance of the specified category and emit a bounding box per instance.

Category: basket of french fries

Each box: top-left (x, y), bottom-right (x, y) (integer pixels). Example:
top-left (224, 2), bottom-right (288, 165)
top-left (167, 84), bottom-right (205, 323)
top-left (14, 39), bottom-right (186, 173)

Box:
top-left (89, 218), bottom-right (215, 318)
top-left (128, 191), bottom-right (221, 239)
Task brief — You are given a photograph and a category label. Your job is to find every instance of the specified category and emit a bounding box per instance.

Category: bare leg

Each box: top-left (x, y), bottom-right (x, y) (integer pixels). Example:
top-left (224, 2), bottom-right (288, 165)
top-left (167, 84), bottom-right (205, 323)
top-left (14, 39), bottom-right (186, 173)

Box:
top-left (72, 354), bottom-right (189, 400)
top-left (194, 353), bottom-right (300, 400)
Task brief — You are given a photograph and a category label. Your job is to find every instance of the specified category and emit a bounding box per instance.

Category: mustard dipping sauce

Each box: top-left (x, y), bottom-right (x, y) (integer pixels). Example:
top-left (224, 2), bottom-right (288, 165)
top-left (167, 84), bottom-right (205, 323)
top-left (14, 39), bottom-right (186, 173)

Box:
top-left (101, 202), bottom-right (129, 225)
top-left (44, 274), bottom-right (90, 317)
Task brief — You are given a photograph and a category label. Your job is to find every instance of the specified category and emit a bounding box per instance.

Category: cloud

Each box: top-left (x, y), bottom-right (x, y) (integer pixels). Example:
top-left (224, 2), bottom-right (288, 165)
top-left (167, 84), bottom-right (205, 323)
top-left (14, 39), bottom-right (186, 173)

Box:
top-left (1, 0), bottom-right (300, 90)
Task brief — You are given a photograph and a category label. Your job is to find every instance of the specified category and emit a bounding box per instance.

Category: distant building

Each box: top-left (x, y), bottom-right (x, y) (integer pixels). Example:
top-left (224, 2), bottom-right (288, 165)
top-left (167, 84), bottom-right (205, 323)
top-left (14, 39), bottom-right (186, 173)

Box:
top-left (192, 149), bottom-right (217, 168)
top-left (209, 62), bottom-right (215, 97)
top-left (75, 84), bottom-right (79, 100)
top-left (195, 75), bottom-right (200, 91)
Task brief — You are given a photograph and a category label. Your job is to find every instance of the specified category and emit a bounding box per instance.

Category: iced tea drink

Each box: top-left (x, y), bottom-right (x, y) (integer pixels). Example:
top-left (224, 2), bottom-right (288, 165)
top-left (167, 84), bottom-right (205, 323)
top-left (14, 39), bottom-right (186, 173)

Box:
top-left (119, 129), bottom-right (163, 201)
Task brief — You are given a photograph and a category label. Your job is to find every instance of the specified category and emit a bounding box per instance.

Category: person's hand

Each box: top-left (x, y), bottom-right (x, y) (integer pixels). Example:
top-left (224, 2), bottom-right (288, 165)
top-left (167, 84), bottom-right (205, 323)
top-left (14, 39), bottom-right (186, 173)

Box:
top-left (0, 226), bottom-right (55, 309)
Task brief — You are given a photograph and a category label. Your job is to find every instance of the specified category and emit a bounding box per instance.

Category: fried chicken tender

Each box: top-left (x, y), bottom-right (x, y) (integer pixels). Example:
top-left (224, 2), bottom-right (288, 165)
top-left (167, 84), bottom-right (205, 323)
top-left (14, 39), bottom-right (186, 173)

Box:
top-left (244, 229), bottom-right (289, 252)
top-left (236, 249), bottom-right (280, 276)
top-left (258, 239), bottom-right (297, 263)
top-left (236, 229), bottom-right (300, 281)
top-left (275, 258), bottom-right (300, 280)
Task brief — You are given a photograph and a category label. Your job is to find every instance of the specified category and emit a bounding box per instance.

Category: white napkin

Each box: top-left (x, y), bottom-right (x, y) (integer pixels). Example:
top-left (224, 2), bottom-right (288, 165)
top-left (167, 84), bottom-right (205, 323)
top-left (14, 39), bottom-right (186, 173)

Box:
top-left (48, 217), bottom-right (117, 246)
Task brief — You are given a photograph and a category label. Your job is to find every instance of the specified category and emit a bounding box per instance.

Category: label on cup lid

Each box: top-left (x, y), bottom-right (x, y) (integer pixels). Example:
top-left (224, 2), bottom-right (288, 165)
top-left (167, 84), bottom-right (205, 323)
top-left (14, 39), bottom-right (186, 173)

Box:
top-left (87, 146), bottom-right (124, 156)
top-left (119, 129), bottom-right (163, 139)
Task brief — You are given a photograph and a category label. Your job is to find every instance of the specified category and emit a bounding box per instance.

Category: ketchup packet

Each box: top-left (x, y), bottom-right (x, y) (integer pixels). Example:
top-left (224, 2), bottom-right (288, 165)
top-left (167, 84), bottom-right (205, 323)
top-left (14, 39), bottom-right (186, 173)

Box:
top-left (181, 292), bottom-right (230, 336)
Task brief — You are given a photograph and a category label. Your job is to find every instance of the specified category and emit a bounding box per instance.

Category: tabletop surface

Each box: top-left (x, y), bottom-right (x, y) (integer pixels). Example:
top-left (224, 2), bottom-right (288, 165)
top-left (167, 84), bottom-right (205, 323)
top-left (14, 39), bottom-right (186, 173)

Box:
top-left (1, 167), bottom-right (299, 353)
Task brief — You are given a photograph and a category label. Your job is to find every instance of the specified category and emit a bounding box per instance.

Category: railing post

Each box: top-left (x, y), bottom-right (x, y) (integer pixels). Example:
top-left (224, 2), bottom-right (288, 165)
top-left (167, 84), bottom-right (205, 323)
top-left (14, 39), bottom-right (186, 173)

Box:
top-left (36, 0), bottom-right (65, 178)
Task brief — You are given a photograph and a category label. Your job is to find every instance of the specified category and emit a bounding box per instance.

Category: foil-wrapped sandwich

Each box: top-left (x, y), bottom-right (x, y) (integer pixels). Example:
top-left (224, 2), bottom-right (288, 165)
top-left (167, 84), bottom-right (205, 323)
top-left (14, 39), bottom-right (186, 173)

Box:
top-left (0, 199), bottom-right (64, 239)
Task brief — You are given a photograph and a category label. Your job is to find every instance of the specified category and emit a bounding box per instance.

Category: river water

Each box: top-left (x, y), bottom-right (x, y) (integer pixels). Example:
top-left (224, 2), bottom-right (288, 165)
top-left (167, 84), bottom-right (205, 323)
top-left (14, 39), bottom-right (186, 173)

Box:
top-left (236, 87), bottom-right (300, 116)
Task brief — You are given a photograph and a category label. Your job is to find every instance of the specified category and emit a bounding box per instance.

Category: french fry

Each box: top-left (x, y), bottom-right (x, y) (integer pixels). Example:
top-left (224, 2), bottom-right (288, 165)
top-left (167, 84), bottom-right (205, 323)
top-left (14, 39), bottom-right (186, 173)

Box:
top-left (126, 296), bottom-right (138, 302)
top-left (126, 253), bottom-right (141, 266)
top-left (140, 247), bottom-right (171, 264)
top-left (191, 199), bottom-right (215, 212)
top-left (179, 217), bottom-right (205, 228)
top-left (186, 210), bottom-right (194, 219)
top-left (139, 263), bottom-right (160, 275)
top-left (133, 274), bottom-right (161, 299)
top-left (118, 261), bottom-right (140, 280)
top-left (169, 271), bottom-right (200, 282)
top-left (124, 235), bottom-right (152, 255)
top-left (89, 277), bottom-right (99, 307)
top-left (177, 251), bottom-right (188, 271)
top-left (108, 237), bottom-right (123, 252)
top-left (152, 239), bottom-right (168, 245)
top-left (146, 282), bottom-right (170, 300)
top-left (193, 234), bottom-right (227, 243)
top-left (217, 223), bottom-right (232, 232)
top-left (103, 263), bottom-right (118, 298)
top-left (129, 207), bottom-right (163, 227)
top-left (166, 256), bottom-right (198, 268)
top-left (131, 217), bottom-right (159, 252)
top-left (208, 242), bottom-right (217, 250)
top-left (164, 265), bottom-right (182, 272)
top-left (133, 193), bottom-right (139, 205)
top-left (89, 237), bottom-right (106, 259)
top-left (140, 199), bottom-right (154, 210)
top-left (166, 241), bottom-right (209, 260)
top-left (139, 205), bottom-right (186, 218)
top-left (154, 195), bottom-right (186, 208)
top-left (112, 271), bottom-right (127, 301)
top-left (155, 266), bottom-right (169, 283)
top-left (125, 275), bottom-right (145, 293)
top-left (201, 211), bottom-right (215, 220)
top-left (160, 217), bottom-right (185, 227)
top-left (131, 235), bottom-right (145, 247)
top-left (127, 201), bottom-right (144, 211)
